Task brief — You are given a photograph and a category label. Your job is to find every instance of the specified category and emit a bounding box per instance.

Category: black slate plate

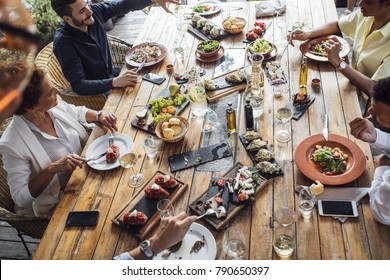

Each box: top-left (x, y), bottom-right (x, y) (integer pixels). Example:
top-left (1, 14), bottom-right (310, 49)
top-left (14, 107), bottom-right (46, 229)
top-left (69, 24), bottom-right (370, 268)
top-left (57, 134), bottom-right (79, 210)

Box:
top-left (205, 177), bottom-right (230, 218)
top-left (174, 68), bottom-right (206, 84)
top-left (211, 75), bottom-right (245, 90)
top-left (168, 141), bottom-right (232, 172)
top-left (288, 97), bottom-right (315, 120)
top-left (188, 24), bottom-right (228, 41)
top-left (118, 184), bottom-right (179, 234)
top-left (264, 62), bottom-right (287, 85)
top-left (228, 166), bottom-right (262, 206)
top-left (238, 135), bottom-right (283, 179)
top-left (131, 88), bottom-right (189, 134)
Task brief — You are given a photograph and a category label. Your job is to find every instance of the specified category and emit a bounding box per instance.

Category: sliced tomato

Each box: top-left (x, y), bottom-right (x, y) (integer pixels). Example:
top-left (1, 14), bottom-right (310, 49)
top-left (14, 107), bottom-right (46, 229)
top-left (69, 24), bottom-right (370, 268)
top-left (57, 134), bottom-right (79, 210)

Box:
top-left (239, 175), bottom-right (246, 181)
top-left (254, 21), bottom-right (267, 29)
top-left (238, 193), bottom-right (247, 202)
top-left (216, 179), bottom-right (225, 187)
top-left (253, 26), bottom-right (264, 35)
top-left (214, 196), bottom-right (223, 205)
top-left (325, 171), bottom-right (333, 176)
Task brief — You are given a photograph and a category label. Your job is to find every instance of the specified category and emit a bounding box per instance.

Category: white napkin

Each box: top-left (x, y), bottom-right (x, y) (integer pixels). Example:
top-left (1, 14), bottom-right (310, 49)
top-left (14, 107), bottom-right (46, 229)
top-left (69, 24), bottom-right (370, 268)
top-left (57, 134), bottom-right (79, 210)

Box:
top-left (255, 0), bottom-right (287, 18)
top-left (295, 186), bottom-right (369, 223)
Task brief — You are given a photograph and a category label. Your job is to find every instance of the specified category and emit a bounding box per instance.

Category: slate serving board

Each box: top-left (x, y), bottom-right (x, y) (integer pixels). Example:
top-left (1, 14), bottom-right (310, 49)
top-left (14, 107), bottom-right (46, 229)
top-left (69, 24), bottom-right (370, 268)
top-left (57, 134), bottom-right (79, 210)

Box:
top-left (168, 141), bottom-right (232, 172)
top-left (188, 24), bottom-right (228, 41)
top-left (112, 171), bottom-right (188, 239)
top-left (205, 177), bottom-right (230, 217)
top-left (288, 97), bottom-right (315, 120)
top-left (131, 88), bottom-right (190, 135)
top-left (238, 134), bottom-right (283, 179)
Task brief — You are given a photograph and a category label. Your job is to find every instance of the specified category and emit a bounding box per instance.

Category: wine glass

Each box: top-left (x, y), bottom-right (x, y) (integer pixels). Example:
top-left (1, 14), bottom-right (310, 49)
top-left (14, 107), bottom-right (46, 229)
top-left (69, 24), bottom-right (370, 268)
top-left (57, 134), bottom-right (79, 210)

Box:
top-left (275, 106), bottom-right (293, 142)
top-left (120, 153), bottom-right (144, 188)
top-left (222, 227), bottom-right (246, 260)
top-left (275, 11), bottom-right (288, 47)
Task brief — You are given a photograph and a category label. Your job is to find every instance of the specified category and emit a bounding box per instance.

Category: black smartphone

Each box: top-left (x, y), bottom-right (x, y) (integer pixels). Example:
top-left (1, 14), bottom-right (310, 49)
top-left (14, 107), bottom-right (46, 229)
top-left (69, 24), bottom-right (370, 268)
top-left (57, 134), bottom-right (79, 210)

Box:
top-left (65, 211), bottom-right (99, 227)
top-left (142, 73), bottom-right (166, 85)
top-left (318, 200), bottom-right (358, 217)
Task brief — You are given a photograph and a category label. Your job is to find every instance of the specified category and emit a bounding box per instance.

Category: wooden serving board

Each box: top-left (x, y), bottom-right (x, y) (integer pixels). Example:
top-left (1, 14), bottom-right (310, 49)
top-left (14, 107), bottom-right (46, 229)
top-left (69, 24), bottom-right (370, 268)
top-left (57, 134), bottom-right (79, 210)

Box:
top-left (112, 170), bottom-right (188, 239)
top-left (206, 68), bottom-right (246, 102)
top-left (188, 162), bottom-right (268, 230)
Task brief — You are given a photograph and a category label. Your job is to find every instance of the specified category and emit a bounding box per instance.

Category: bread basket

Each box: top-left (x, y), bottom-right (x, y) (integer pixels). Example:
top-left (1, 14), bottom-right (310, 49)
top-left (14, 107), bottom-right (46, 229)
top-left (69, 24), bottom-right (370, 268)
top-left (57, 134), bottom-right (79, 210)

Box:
top-left (155, 116), bottom-right (189, 143)
top-left (222, 17), bottom-right (247, 34)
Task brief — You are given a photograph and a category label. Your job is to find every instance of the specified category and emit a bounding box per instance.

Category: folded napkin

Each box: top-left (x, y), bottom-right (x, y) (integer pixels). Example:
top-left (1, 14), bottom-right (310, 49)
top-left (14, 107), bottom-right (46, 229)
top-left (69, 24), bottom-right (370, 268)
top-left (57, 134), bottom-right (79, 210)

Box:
top-left (255, 1), bottom-right (287, 18)
top-left (295, 186), bottom-right (369, 223)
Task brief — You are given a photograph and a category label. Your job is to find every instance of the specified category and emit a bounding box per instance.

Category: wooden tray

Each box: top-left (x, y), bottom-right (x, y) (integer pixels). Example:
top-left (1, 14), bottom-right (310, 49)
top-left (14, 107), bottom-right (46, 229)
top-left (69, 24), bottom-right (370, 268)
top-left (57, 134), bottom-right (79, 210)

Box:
top-left (131, 88), bottom-right (190, 135)
top-left (112, 170), bottom-right (188, 239)
top-left (188, 162), bottom-right (268, 230)
top-left (206, 68), bottom-right (246, 102)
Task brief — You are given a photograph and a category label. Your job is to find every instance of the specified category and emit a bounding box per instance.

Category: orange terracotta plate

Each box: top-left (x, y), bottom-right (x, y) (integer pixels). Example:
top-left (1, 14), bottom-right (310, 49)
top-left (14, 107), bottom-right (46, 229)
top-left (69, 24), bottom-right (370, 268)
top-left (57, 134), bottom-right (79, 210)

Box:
top-left (294, 134), bottom-right (366, 185)
top-left (125, 41), bottom-right (168, 67)
top-left (195, 45), bottom-right (225, 62)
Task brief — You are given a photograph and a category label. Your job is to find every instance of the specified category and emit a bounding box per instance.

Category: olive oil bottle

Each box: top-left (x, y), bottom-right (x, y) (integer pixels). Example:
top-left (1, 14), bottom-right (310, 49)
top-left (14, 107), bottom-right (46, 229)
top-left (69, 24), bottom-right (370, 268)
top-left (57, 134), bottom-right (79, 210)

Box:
top-left (299, 57), bottom-right (308, 96)
top-left (226, 102), bottom-right (236, 133)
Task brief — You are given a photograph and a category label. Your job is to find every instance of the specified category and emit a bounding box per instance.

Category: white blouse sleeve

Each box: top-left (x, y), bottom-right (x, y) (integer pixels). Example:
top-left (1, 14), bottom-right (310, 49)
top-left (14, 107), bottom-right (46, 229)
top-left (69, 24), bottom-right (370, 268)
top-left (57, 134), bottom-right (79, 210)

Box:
top-left (369, 166), bottom-right (390, 225)
top-left (371, 129), bottom-right (390, 155)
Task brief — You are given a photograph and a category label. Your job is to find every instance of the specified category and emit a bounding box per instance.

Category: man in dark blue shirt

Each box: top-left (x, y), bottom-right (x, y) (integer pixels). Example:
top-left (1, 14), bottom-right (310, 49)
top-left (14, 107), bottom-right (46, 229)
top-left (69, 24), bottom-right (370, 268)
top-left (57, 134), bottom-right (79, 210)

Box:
top-left (51, 0), bottom-right (178, 96)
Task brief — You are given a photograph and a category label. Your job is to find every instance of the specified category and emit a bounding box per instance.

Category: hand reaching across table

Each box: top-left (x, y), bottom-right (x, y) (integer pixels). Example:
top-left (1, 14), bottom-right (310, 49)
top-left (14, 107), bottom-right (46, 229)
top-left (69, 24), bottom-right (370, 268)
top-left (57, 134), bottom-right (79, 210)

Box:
top-left (349, 117), bottom-right (377, 143)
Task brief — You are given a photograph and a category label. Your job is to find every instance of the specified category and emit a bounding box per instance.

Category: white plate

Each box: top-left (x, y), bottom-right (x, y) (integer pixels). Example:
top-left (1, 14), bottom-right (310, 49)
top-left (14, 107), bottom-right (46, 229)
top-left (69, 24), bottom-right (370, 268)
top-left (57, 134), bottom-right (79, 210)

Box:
top-left (85, 133), bottom-right (133, 171)
top-left (192, 1), bottom-right (222, 16)
top-left (154, 223), bottom-right (217, 260)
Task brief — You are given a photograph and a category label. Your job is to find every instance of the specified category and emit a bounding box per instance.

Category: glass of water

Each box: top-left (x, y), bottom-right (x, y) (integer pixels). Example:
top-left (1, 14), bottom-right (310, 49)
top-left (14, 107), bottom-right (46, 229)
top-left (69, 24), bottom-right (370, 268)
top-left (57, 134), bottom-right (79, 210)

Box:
top-left (223, 227), bottom-right (246, 260)
top-left (273, 223), bottom-right (295, 258)
top-left (157, 199), bottom-right (175, 219)
top-left (298, 188), bottom-right (316, 217)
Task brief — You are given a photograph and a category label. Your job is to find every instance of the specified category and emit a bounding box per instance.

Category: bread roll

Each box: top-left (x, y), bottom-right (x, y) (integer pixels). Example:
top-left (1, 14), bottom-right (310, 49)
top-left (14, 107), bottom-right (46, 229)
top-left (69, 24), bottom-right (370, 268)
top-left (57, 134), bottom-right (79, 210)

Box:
top-left (162, 121), bottom-right (170, 130)
top-left (170, 125), bottom-right (182, 136)
top-left (163, 128), bottom-right (174, 140)
top-left (309, 180), bottom-right (324, 195)
top-left (169, 117), bottom-right (180, 126)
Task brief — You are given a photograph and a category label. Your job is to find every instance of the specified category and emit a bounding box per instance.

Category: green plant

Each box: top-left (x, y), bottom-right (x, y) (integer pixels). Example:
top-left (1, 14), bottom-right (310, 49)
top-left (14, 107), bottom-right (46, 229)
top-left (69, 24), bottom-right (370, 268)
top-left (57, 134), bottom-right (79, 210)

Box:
top-left (28, 0), bottom-right (61, 43)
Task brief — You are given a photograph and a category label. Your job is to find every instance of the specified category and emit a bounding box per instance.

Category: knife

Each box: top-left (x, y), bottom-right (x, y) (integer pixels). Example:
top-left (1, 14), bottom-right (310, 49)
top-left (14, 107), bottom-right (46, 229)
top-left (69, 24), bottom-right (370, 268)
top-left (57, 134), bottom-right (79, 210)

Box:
top-left (323, 113), bottom-right (328, 141)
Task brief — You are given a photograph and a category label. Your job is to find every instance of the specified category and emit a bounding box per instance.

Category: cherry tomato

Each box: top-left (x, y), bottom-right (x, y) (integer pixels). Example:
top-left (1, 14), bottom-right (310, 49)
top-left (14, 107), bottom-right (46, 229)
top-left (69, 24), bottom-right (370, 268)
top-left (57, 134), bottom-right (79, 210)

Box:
top-left (325, 171), bottom-right (333, 176)
top-left (238, 193), bottom-right (247, 202)
top-left (254, 21), bottom-right (267, 29)
top-left (253, 26), bottom-right (264, 35)
top-left (333, 152), bottom-right (341, 158)
top-left (216, 179), bottom-right (225, 187)
top-left (239, 175), bottom-right (246, 181)
top-left (214, 196), bottom-right (223, 205)
top-left (245, 30), bottom-right (258, 41)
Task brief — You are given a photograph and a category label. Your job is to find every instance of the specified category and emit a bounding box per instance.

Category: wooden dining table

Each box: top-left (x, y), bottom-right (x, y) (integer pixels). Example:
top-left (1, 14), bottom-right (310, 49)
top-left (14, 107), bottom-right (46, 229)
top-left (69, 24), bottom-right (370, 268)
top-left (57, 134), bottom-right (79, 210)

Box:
top-left (33, 0), bottom-right (390, 260)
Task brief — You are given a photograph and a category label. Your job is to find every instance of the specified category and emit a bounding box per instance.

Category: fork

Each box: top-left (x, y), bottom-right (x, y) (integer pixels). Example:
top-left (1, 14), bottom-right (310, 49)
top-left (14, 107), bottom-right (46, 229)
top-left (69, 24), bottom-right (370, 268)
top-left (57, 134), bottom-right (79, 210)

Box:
top-left (197, 209), bottom-right (215, 220)
top-left (108, 133), bottom-right (115, 146)
top-left (135, 57), bottom-right (146, 73)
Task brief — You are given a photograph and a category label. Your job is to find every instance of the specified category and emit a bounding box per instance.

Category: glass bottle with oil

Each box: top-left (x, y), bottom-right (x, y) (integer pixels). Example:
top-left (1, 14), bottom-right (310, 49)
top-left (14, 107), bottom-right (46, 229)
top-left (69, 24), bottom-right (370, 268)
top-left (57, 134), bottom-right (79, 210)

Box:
top-left (299, 56), bottom-right (308, 98)
top-left (244, 99), bottom-right (254, 131)
top-left (226, 102), bottom-right (236, 133)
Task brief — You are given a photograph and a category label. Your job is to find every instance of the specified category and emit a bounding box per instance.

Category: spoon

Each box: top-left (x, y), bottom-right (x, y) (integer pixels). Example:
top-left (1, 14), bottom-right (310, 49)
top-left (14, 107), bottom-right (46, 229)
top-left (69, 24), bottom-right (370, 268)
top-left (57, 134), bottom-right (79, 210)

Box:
top-left (197, 209), bottom-right (215, 220)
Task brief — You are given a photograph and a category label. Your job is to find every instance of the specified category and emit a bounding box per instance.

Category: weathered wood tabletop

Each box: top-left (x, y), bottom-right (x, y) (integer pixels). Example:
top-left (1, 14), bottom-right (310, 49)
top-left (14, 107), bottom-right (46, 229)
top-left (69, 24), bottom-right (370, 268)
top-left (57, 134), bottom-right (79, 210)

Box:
top-left (33, 0), bottom-right (390, 260)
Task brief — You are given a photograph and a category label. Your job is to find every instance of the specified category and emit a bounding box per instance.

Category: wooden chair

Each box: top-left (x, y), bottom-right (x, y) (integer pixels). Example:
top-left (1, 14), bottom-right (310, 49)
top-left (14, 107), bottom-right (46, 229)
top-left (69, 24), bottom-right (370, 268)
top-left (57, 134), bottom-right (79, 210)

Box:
top-left (35, 35), bottom-right (132, 111)
top-left (0, 118), bottom-right (49, 257)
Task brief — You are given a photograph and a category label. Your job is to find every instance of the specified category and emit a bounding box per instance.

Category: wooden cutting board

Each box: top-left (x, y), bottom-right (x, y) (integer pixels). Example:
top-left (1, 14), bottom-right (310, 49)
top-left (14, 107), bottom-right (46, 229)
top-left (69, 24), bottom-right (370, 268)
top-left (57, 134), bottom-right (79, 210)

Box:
top-left (112, 170), bottom-right (188, 239)
top-left (206, 68), bottom-right (246, 102)
top-left (188, 162), bottom-right (269, 230)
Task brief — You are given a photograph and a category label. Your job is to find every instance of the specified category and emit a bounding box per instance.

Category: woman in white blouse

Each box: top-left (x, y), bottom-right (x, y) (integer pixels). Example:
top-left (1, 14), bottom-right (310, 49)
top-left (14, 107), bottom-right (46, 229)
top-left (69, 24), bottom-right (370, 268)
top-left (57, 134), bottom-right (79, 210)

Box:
top-left (0, 62), bottom-right (117, 217)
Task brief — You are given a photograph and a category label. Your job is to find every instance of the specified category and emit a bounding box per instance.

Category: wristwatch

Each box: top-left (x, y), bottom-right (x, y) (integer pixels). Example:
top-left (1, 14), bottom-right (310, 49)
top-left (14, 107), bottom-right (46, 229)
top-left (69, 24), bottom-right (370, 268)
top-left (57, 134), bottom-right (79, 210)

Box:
top-left (336, 61), bottom-right (347, 71)
top-left (140, 240), bottom-right (154, 258)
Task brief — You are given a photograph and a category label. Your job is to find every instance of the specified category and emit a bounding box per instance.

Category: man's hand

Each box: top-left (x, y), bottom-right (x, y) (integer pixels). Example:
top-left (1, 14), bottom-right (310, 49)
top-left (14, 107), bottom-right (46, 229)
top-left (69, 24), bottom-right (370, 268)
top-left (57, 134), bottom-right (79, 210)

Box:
top-left (149, 212), bottom-right (197, 254)
top-left (112, 69), bottom-right (138, 88)
top-left (349, 117), bottom-right (377, 143)
top-left (374, 154), bottom-right (390, 168)
top-left (153, 0), bottom-right (181, 14)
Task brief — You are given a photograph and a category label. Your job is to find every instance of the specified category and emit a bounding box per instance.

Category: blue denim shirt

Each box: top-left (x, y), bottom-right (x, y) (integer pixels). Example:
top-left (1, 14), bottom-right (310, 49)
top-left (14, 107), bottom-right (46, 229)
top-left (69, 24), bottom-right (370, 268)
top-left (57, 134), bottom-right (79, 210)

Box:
top-left (53, 0), bottom-right (151, 96)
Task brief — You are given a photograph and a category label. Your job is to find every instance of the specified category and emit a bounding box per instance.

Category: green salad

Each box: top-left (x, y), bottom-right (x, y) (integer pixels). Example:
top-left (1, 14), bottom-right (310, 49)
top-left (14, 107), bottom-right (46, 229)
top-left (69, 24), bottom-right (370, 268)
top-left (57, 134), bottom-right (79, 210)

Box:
top-left (248, 39), bottom-right (272, 54)
top-left (312, 145), bottom-right (349, 175)
top-left (197, 40), bottom-right (219, 53)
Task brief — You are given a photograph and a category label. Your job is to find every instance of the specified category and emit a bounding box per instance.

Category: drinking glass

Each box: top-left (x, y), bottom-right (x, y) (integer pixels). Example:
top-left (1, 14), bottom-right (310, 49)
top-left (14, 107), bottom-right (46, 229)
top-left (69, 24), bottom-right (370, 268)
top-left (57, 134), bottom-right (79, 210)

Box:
top-left (242, 66), bottom-right (265, 119)
top-left (157, 199), bottom-right (175, 219)
top-left (273, 223), bottom-right (295, 258)
top-left (143, 135), bottom-right (162, 159)
top-left (120, 153), bottom-right (144, 188)
top-left (298, 188), bottom-right (316, 217)
top-left (275, 11), bottom-right (288, 47)
top-left (274, 207), bottom-right (297, 226)
top-left (275, 106), bottom-right (293, 142)
top-left (222, 227), bottom-right (246, 260)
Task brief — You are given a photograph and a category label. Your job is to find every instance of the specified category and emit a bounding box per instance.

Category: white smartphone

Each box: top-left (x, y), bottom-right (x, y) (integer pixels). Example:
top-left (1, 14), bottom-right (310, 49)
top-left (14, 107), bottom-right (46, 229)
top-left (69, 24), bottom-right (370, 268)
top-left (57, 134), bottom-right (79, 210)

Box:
top-left (317, 200), bottom-right (358, 217)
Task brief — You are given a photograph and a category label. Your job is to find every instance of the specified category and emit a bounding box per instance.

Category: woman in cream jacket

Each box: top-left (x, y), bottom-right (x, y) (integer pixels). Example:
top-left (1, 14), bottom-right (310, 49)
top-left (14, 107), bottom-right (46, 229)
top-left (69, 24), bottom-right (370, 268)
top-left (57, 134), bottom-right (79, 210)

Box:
top-left (0, 63), bottom-right (117, 217)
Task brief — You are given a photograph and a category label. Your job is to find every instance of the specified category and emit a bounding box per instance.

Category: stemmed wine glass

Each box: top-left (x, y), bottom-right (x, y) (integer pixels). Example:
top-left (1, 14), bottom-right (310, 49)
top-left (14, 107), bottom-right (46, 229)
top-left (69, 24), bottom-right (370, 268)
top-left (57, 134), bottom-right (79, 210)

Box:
top-left (222, 227), bottom-right (246, 260)
top-left (120, 153), bottom-right (144, 188)
top-left (275, 106), bottom-right (293, 142)
top-left (275, 10), bottom-right (288, 47)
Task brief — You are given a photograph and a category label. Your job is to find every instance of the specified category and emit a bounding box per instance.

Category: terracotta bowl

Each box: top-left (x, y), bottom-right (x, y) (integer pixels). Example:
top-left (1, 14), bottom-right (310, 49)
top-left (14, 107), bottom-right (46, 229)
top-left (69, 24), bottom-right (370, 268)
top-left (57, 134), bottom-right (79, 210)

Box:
top-left (248, 40), bottom-right (273, 59)
top-left (196, 41), bottom-right (221, 58)
top-left (155, 116), bottom-right (189, 143)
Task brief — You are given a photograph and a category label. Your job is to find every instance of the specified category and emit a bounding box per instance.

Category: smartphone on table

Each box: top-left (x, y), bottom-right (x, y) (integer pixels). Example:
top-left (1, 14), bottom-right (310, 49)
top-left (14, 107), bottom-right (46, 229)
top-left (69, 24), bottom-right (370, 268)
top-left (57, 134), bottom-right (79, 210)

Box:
top-left (65, 210), bottom-right (100, 227)
top-left (317, 200), bottom-right (358, 217)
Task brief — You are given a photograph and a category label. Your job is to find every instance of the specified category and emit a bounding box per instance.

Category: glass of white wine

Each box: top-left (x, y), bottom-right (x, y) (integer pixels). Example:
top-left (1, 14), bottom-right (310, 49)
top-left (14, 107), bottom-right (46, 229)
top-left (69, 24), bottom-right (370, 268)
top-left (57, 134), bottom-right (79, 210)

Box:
top-left (222, 227), bottom-right (246, 260)
top-left (275, 10), bottom-right (288, 47)
top-left (120, 153), bottom-right (144, 188)
top-left (275, 106), bottom-right (293, 142)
